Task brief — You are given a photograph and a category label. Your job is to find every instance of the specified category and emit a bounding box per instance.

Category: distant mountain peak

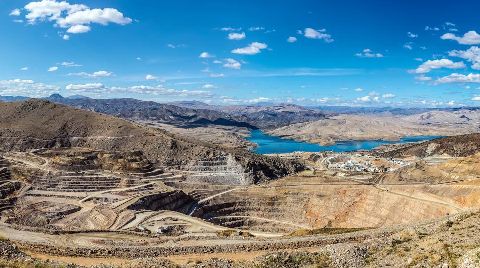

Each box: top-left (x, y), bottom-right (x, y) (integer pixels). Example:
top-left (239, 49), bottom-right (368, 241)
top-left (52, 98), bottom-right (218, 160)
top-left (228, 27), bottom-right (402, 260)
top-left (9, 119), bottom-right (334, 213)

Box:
top-left (48, 93), bottom-right (65, 100)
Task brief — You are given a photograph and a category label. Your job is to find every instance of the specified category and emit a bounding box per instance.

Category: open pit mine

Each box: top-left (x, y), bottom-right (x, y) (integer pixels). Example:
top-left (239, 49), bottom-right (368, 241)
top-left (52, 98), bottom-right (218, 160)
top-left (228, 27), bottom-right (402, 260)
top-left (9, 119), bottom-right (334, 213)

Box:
top-left (1, 99), bottom-right (480, 267)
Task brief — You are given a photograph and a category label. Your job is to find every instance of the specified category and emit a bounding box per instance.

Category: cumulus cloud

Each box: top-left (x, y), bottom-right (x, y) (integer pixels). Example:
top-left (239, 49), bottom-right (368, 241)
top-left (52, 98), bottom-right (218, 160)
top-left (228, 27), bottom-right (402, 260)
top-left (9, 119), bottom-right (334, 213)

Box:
top-left (48, 66), bottom-right (58, 72)
top-left (0, 79), bottom-right (59, 97)
top-left (247, 97), bottom-right (271, 103)
top-left (382, 93), bottom-right (395, 98)
top-left (354, 88), bottom-right (364, 92)
top-left (425, 26), bottom-right (440, 31)
top-left (287, 36), bottom-right (297, 43)
top-left (407, 32), bottom-right (418, 38)
top-left (19, 0), bottom-right (131, 39)
top-left (403, 42), bottom-right (413, 50)
top-left (199, 52), bottom-right (214, 58)
top-left (202, 84), bottom-right (216, 89)
top-left (60, 61), bottom-right (81, 67)
top-left (126, 85), bottom-right (213, 97)
top-left (228, 32), bottom-right (246, 40)
top-left (64, 83), bottom-right (214, 98)
top-left (9, 9), bottom-right (21, 16)
top-left (66, 83), bottom-right (105, 91)
top-left (68, 70), bottom-right (113, 78)
top-left (449, 46), bottom-right (480, 70)
top-left (66, 24), bottom-right (90, 33)
top-left (415, 75), bottom-right (432, 81)
top-left (220, 27), bottom-right (241, 32)
top-left (414, 59), bottom-right (465, 74)
top-left (441, 31), bottom-right (480, 45)
top-left (248, 26), bottom-right (265, 31)
top-left (231, 42), bottom-right (267, 55)
top-left (20, 67), bottom-right (29, 71)
top-left (303, 28), bottom-right (333, 42)
top-left (223, 58), bottom-right (241, 69)
top-left (145, 74), bottom-right (158, 81)
top-left (355, 48), bottom-right (383, 58)
top-left (472, 96), bottom-right (480, 101)
top-left (437, 73), bottom-right (480, 83)
top-left (356, 95), bottom-right (379, 102)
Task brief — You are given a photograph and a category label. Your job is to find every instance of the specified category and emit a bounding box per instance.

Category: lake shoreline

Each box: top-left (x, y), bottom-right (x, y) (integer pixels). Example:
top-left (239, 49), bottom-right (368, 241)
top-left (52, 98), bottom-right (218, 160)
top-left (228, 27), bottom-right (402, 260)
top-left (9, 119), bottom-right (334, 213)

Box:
top-left (247, 129), bottom-right (442, 154)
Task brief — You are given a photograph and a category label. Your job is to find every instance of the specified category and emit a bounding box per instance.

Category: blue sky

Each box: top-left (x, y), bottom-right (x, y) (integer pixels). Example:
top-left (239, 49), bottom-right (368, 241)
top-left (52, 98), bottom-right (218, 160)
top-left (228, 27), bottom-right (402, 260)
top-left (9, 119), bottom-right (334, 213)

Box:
top-left (1, 0), bottom-right (480, 107)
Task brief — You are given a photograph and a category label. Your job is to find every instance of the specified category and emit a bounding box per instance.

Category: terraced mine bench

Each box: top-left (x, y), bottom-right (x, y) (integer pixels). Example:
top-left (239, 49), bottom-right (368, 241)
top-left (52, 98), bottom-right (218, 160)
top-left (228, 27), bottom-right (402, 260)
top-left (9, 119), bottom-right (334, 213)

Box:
top-left (33, 174), bottom-right (123, 192)
top-left (187, 155), bottom-right (249, 185)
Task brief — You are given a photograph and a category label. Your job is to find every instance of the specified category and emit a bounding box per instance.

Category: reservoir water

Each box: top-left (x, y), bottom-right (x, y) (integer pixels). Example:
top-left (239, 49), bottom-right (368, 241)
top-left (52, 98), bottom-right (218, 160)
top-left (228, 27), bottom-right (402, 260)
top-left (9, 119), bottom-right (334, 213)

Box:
top-left (247, 129), bottom-right (441, 154)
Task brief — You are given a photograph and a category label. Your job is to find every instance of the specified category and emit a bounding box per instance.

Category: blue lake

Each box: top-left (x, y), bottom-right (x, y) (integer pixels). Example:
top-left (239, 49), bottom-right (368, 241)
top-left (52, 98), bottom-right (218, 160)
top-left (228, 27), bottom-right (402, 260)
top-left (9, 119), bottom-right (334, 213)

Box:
top-left (247, 129), bottom-right (442, 154)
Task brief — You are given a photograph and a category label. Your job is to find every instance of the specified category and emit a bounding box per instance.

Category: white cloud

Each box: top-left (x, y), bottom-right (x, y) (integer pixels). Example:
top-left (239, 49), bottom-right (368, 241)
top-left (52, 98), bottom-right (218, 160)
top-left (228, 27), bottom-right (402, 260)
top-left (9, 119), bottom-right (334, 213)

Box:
top-left (403, 42), bottom-right (413, 50)
top-left (472, 96), bottom-right (480, 101)
top-left (209, 73), bottom-right (225, 78)
top-left (220, 27), bottom-right (241, 32)
top-left (441, 31), bottom-right (480, 45)
top-left (246, 97), bottom-right (271, 103)
top-left (355, 48), bottom-right (383, 58)
top-left (9, 9), bottom-right (21, 16)
top-left (382, 93), bottom-right (395, 98)
top-left (223, 58), bottom-right (241, 69)
top-left (414, 59), bottom-right (465, 74)
top-left (415, 75), bottom-right (432, 81)
top-left (48, 66), bottom-right (58, 72)
top-left (145, 74), bottom-right (158, 81)
top-left (166, 43), bottom-right (186, 49)
top-left (0, 79), bottom-right (59, 97)
top-left (66, 24), bottom-right (90, 33)
top-left (407, 32), bottom-right (418, 38)
top-left (437, 73), bottom-right (480, 83)
top-left (20, 67), bottom-right (29, 71)
top-left (66, 83), bottom-right (105, 91)
top-left (287, 36), bottom-right (297, 43)
top-left (354, 88), bottom-right (364, 92)
top-left (303, 28), bottom-right (333, 42)
top-left (212, 60), bottom-right (222, 64)
top-left (60, 61), bottom-right (81, 67)
top-left (199, 52), bottom-right (214, 58)
top-left (425, 26), bottom-right (440, 31)
top-left (63, 34), bottom-right (70, 40)
top-left (449, 46), bottom-right (480, 70)
top-left (231, 42), bottom-right (268, 55)
top-left (202, 84), bottom-right (215, 89)
top-left (21, 0), bottom-right (131, 38)
top-left (68, 70), bottom-right (113, 78)
top-left (228, 32), bottom-right (246, 40)
top-left (248, 26), bottom-right (265, 31)
top-left (357, 95), bottom-right (378, 102)
top-left (126, 85), bottom-right (213, 97)
top-left (65, 83), bottom-right (214, 98)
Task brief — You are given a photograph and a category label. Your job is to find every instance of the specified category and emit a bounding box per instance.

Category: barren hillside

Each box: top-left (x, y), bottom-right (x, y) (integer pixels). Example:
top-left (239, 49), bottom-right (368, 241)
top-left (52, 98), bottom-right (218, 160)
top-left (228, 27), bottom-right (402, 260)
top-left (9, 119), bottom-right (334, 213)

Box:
top-left (0, 99), bottom-right (302, 183)
top-left (269, 111), bottom-right (480, 145)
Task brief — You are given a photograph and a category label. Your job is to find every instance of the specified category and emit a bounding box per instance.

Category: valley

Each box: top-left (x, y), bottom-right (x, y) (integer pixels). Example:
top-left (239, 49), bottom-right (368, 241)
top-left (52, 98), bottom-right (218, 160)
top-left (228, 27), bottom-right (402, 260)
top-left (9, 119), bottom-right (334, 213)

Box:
top-left (0, 98), bottom-right (479, 267)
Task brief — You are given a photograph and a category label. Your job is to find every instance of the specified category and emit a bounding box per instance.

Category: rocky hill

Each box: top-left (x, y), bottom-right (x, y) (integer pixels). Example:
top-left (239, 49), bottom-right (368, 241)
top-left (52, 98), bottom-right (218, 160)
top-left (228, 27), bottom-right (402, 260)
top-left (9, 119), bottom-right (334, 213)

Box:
top-left (269, 112), bottom-right (480, 145)
top-left (217, 104), bottom-right (326, 129)
top-left (45, 94), bottom-right (255, 129)
top-left (0, 99), bottom-right (302, 183)
top-left (381, 133), bottom-right (480, 158)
